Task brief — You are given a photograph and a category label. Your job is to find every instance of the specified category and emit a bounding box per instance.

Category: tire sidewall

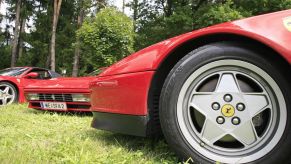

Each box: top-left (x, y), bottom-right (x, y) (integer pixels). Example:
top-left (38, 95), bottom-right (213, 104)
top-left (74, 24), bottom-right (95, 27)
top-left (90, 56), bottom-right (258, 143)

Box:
top-left (160, 43), bottom-right (291, 164)
top-left (0, 82), bottom-right (18, 104)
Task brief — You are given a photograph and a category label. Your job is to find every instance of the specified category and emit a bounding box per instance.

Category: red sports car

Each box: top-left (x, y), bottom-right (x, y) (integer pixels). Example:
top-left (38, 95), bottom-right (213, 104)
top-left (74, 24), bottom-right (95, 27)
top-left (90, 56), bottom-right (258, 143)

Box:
top-left (0, 67), bottom-right (61, 106)
top-left (89, 10), bottom-right (291, 163)
top-left (24, 76), bottom-right (96, 112)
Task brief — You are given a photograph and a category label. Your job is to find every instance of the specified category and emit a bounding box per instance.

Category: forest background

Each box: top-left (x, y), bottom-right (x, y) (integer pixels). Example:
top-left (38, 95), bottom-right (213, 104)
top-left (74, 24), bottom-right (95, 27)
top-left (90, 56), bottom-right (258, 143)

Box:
top-left (0, 0), bottom-right (290, 76)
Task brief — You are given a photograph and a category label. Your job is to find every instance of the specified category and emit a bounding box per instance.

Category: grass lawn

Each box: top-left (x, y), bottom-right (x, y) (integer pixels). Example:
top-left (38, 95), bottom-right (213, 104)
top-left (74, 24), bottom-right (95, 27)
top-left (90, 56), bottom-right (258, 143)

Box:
top-left (0, 104), bottom-right (178, 164)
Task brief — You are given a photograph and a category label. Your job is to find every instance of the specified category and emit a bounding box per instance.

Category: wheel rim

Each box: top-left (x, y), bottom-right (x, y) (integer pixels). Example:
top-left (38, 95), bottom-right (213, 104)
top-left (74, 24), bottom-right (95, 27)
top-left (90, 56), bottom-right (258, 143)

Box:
top-left (177, 60), bottom-right (287, 163)
top-left (0, 84), bottom-right (16, 106)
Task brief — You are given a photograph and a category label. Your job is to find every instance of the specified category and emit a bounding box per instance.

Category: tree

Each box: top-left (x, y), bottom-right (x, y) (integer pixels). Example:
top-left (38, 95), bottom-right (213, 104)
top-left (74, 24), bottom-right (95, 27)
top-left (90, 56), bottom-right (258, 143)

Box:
top-left (1, 0), bottom-right (290, 73)
top-left (17, 17), bottom-right (25, 59)
top-left (77, 7), bottom-right (134, 74)
top-left (234, 0), bottom-right (291, 15)
top-left (72, 0), bottom-right (85, 77)
top-left (122, 0), bottom-right (125, 13)
top-left (10, 0), bottom-right (21, 67)
top-left (49, 0), bottom-right (62, 71)
top-left (193, 1), bottom-right (244, 29)
top-left (72, 0), bottom-right (108, 76)
top-left (23, 0), bottom-right (76, 73)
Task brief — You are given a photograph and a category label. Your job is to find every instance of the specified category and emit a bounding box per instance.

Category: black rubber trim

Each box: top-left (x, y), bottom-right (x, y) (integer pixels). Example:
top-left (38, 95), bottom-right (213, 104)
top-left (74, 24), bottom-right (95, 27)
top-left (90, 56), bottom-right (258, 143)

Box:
top-left (91, 112), bottom-right (149, 137)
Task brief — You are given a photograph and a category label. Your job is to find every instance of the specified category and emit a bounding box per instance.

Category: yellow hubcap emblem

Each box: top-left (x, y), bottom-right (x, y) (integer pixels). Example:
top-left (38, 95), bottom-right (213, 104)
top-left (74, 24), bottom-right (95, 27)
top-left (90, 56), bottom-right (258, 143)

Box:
top-left (221, 104), bottom-right (235, 117)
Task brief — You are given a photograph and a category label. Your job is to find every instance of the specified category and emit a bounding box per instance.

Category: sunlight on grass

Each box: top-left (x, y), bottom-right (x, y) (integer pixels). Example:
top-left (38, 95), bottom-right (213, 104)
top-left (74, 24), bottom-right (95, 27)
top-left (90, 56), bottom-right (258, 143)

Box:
top-left (0, 104), bottom-right (178, 163)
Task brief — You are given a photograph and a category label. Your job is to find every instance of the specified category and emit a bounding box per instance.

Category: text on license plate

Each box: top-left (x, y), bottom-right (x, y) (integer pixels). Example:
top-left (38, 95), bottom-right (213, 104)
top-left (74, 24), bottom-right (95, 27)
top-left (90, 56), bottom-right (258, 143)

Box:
top-left (41, 102), bottom-right (67, 110)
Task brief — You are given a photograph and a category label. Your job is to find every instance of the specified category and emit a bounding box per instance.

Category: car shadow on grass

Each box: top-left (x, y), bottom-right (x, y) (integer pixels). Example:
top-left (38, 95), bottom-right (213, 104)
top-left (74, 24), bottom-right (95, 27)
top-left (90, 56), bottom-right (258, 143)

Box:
top-left (24, 108), bottom-right (93, 117)
top-left (84, 129), bottom-right (179, 162)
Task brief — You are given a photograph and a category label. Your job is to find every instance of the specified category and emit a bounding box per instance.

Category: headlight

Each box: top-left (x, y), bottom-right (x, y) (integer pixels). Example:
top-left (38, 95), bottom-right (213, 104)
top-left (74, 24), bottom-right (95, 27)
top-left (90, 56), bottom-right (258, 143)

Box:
top-left (72, 94), bottom-right (90, 102)
top-left (26, 93), bottom-right (39, 101)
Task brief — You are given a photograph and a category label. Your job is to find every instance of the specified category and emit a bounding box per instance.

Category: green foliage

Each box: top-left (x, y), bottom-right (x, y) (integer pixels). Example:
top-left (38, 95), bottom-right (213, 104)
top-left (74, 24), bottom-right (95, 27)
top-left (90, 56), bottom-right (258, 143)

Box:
top-left (15, 0), bottom-right (77, 75)
top-left (77, 7), bottom-right (134, 73)
top-left (0, 45), bottom-right (11, 69)
top-left (1, 0), bottom-right (290, 75)
top-left (234, 0), bottom-right (291, 15)
top-left (134, 5), bottom-right (193, 50)
top-left (193, 1), bottom-right (245, 29)
top-left (134, 0), bottom-right (284, 50)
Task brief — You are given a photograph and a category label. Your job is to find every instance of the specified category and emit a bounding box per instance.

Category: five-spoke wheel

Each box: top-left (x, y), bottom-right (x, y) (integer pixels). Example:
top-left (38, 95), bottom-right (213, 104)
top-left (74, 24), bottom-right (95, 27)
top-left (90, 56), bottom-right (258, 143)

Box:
top-left (0, 82), bottom-right (18, 106)
top-left (160, 43), bottom-right (291, 163)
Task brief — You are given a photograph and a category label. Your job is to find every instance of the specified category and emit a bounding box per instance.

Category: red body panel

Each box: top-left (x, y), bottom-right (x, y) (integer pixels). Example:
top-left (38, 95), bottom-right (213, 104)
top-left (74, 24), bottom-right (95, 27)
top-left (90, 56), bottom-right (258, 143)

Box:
top-left (0, 76), bottom-right (24, 102)
top-left (0, 67), bottom-right (94, 104)
top-left (90, 71), bottom-right (154, 115)
top-left (0, 67), bottom-right (48, 103)
top-left (26, 90), bottom-right (91, 112)
top-left (25, 77), bottom-right (95, 90)
top-left (100, 10), bottom-right (291, 77)
top-left (24, 77), bottom-right (94, 112)
top-left (90, 10), bottom-right (291, 116)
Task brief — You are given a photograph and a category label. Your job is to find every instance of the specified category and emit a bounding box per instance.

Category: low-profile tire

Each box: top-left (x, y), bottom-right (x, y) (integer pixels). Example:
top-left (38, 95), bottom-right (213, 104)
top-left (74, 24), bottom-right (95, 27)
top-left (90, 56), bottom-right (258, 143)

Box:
top-left (0, 82), bottom-right (18, 106)
top-left (160, 42), bottom-right (291, 164)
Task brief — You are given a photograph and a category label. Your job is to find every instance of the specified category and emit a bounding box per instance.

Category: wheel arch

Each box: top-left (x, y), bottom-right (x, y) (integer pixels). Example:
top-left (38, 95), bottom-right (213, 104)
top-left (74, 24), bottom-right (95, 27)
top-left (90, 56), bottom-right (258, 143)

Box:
top-left (146, 33), bottom-right (291, 136)
top-left (0, 80), bottom-right (20, 100)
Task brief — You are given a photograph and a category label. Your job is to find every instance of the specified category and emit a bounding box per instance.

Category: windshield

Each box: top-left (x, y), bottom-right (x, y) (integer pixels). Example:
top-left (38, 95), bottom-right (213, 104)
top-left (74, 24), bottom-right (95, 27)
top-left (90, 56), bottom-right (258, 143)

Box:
top-left (0, 68), bottom-right (29, 77)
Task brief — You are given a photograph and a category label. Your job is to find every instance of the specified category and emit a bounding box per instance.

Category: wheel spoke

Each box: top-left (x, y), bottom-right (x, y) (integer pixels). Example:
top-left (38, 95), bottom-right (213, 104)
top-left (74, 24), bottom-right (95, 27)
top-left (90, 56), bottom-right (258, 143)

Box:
top-left (243, 94), bottom-right (269, 117)
top-left (190, 93), bottom-right (214, 116)
top-left (2, 97), bottom-right (7, 105)
top-left (231, 120), bottom-right (257, 145)
top-left (6, 94), bottom-right (14, 99)
top-left (3, 87), bottom-right (9, 94)
top-left (201, 119), bottom-right (226, 144)
top-left (215, 73), bottom-right (240, 93)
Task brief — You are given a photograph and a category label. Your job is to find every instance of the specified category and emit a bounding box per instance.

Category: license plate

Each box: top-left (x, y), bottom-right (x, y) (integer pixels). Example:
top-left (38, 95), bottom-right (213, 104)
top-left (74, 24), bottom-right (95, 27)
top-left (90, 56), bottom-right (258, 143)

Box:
top-left (41, 102), bottom-right (67, 110)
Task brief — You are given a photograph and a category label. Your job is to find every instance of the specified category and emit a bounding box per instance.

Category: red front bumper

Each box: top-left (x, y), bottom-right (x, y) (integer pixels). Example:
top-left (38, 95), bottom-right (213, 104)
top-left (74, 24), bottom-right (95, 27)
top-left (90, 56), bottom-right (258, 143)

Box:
top-left (90, 71), bottom-right (155, 115)
top-left (89, 71), bottom-right (155, 136)
top-left (25, 89), bottom-right (91, 112)
top-left (28, 101), bottom-right (91, 112)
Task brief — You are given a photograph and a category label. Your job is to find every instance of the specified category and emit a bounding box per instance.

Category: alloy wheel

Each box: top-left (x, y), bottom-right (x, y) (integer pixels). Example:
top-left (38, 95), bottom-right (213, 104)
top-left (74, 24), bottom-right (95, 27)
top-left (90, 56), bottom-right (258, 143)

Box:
top-left (177, 59), bottom-right (287, 163)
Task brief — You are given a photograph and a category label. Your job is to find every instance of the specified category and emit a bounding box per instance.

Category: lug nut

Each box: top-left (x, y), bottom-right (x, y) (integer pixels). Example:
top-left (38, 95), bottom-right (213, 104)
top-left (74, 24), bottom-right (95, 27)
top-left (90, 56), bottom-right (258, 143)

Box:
top-left (232, 117), bottom-right (241, 125)
top-left (216, 116), bottom-right (225, 124)
top-left (200, 142), bottom-right (205, 147)
top-left (224, 94), bottom-right (232, 102)
top-left (236, 103), bottom-right (245, 111)
top-left (212, 102), bottom-right (220, 110)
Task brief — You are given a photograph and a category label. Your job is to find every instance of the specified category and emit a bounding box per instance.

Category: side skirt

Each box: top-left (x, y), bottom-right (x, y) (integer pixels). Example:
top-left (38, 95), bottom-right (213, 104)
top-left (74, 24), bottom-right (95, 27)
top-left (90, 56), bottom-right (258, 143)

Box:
top-left (91, 112), bottom-right (149, 137)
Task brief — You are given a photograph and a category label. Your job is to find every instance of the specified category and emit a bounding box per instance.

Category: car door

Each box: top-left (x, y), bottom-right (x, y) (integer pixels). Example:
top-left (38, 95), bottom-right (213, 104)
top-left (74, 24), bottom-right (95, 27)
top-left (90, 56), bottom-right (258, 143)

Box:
top-left (21, 69), bottom-right (54, 87)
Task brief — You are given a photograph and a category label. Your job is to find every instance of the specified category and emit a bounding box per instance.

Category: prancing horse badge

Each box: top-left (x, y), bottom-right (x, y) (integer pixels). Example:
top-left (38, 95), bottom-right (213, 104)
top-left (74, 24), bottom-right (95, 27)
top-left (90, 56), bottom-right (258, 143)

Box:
top-left (283, 16), bottom-right (291, 32)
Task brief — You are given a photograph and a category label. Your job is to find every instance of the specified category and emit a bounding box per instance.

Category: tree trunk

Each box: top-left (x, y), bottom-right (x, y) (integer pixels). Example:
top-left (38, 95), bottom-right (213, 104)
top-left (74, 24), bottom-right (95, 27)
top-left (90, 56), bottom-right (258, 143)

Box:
top-left (122, 0), bottom-right (125, 13)
top-left (18, 18), bottom-right (26, 59)
top-left (72, 1), bottom-right (85, 77)
top-left (191, 0), bottom-right (207, 29)
top-left (45, 1), bottom-right (52, 69)
top-left (132, 0), bottom-right (138, 31)
top-left (165, 0), bottom-right (173, 17)
top-left (11, 0), bottom-right (22, 67)
top-left (96, 0), bottom-right (107, 11)
top-left (49, 0), bottom-right (62, 71)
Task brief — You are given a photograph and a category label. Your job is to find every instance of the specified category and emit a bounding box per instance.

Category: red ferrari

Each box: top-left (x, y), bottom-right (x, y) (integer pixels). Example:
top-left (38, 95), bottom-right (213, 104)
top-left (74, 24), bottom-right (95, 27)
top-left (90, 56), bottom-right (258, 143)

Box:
top-left (0, 67), bottom-right (61, 106)
top-left (89, 10), bottom-right (291, 163)
top-left (24, 75), bottom-right (96, 112)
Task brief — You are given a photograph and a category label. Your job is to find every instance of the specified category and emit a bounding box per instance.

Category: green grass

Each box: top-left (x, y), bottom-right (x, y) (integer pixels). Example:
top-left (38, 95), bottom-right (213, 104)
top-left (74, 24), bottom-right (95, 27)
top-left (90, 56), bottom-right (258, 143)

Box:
top-left (0, 104), bottom-right (178, 164)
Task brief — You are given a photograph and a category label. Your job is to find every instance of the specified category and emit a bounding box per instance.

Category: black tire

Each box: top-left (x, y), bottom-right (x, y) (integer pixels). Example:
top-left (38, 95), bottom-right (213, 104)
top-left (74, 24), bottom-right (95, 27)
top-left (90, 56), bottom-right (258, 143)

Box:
top-left (160, 42), bottom-right (291, 164)
top-left (0, 82), bottom-right (18, 105)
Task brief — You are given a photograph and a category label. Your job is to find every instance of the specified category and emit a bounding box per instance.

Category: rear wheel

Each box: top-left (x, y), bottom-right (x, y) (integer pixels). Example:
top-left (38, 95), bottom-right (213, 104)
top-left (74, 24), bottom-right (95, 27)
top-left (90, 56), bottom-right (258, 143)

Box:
top-left (0, 82), bottom-right (18, 106)
top-left (160, 43), bottom-right (291, 163)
